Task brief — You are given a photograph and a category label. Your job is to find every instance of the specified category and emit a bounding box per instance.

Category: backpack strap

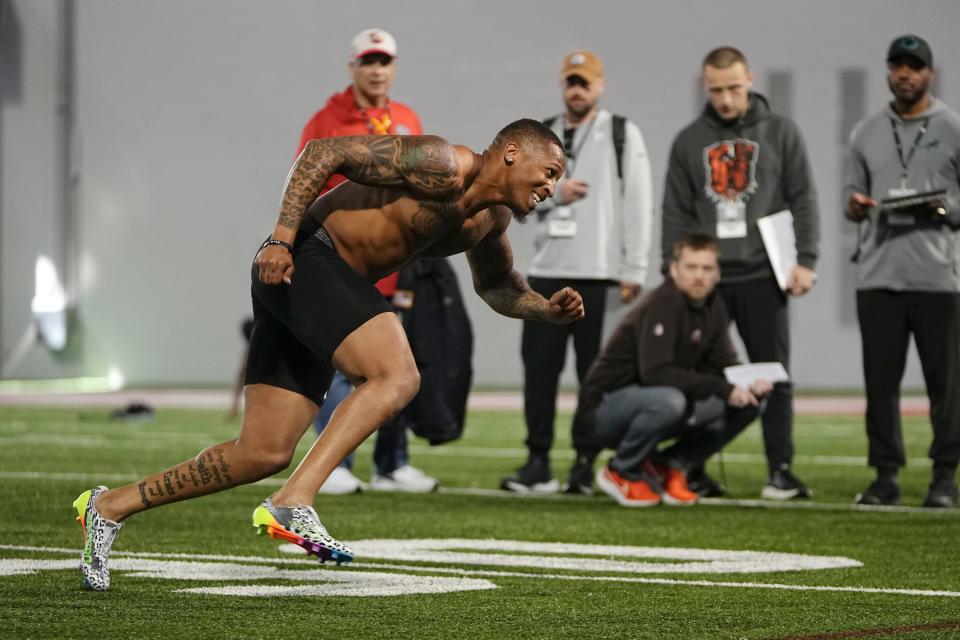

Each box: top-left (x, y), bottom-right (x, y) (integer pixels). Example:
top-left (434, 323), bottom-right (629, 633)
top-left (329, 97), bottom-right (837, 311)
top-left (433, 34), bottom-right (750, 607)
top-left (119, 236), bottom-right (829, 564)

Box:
top-left (612, 114), bottom-right (626, 181)
top-left (545, 114), bottom-right (626, 182)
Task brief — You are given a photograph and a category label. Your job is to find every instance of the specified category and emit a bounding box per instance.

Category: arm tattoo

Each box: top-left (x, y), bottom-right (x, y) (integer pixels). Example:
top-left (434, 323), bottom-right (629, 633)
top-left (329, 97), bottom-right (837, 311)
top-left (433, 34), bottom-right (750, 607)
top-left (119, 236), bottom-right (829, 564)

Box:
top-left (478, 270), bottom-right (548, 321)
top-left (275, 135), bottom-right (458, 231)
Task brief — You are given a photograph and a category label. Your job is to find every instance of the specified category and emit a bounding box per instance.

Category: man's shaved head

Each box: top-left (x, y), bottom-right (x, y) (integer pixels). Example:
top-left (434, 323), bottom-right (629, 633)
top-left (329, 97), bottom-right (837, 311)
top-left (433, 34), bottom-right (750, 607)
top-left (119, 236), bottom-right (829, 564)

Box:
top-left (492, 118), bottom-right (563, 156)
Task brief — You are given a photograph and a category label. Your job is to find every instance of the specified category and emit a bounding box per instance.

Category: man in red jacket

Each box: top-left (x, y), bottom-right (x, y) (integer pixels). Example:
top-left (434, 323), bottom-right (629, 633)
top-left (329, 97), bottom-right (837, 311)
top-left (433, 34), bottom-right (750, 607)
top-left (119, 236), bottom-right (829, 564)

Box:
top-left (298, 28), bottom-right (436, 494)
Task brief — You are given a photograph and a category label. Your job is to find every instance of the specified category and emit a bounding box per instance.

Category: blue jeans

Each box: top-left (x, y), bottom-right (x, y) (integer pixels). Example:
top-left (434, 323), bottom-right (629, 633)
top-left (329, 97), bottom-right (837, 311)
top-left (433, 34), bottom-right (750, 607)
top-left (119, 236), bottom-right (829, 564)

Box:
top-left (594, 385), bottom-right (760, 476)
top-left (314, 370), bottom-right (409, 475)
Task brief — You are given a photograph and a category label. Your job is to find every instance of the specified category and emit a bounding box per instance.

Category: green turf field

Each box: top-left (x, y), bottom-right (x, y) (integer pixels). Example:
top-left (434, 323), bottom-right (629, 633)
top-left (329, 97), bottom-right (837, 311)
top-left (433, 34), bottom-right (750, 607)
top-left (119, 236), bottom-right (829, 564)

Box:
top-left (1, 405), bottom-right (958, 639)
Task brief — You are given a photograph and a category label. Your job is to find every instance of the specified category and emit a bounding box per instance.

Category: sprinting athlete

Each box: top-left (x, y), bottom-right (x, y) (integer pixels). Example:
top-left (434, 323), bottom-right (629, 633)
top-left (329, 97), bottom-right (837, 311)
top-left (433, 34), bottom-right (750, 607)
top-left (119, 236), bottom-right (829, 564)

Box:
top-left (73, 118), bottom-right (584, 591)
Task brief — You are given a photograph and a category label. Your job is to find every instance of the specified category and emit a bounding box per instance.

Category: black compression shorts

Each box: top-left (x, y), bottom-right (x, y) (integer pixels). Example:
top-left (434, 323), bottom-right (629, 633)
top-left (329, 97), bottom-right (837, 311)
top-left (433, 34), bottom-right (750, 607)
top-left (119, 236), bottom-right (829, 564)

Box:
top-left (243, 227), bottom-right (393, 406)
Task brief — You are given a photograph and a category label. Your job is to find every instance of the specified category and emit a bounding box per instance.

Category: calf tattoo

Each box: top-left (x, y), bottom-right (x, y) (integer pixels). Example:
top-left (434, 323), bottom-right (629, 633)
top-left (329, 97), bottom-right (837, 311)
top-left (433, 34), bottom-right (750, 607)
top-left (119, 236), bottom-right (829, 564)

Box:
top-left (136, 449), bottom-right (235, 509)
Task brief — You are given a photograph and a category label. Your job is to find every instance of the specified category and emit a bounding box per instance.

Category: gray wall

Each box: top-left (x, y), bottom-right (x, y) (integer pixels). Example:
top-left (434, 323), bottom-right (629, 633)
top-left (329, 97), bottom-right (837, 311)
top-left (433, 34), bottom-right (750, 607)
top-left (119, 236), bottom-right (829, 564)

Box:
top-left (2, 0), bottom-right (958, 388)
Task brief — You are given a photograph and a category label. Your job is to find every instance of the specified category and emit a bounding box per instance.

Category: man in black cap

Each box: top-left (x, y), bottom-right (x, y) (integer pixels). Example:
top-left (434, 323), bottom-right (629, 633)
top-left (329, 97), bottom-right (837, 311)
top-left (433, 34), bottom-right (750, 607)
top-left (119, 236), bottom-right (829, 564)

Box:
top-left (844, 35), bottom-right (960, 508)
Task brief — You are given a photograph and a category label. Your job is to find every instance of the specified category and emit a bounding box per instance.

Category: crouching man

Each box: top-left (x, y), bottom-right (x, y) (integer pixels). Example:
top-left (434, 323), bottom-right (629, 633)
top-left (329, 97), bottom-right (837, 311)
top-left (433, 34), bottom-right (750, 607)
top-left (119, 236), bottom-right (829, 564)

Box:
top-left (574, 233), bottom-right (772, 506)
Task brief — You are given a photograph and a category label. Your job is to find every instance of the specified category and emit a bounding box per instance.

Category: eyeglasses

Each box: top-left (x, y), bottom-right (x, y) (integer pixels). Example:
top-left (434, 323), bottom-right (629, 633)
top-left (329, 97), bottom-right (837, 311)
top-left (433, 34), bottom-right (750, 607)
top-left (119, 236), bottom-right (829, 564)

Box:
top-left (565, 75), bottom-right (590, 89)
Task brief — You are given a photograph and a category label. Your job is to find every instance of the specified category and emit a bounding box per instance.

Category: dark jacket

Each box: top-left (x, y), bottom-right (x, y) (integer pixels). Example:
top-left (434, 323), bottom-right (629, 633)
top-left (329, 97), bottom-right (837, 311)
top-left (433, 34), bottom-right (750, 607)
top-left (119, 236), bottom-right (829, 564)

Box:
top-left (661, 93), bottom-right (820, 282)
top-left (575, 278), bottom-right (739, 430)
top-left (394, 258), bottom-right (473, 445)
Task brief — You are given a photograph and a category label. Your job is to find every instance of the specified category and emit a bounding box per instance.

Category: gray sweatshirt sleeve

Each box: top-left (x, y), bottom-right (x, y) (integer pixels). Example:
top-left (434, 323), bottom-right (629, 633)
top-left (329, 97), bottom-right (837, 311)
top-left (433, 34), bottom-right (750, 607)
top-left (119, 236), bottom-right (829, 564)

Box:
top-left (781, 120), bottom-right (821, 269)
top-left (661, 136), bottom-right (699, 273)
top-left (842, 122), bottom-right (871, 215)
top-left (619, 121), bottom-right (653, 284)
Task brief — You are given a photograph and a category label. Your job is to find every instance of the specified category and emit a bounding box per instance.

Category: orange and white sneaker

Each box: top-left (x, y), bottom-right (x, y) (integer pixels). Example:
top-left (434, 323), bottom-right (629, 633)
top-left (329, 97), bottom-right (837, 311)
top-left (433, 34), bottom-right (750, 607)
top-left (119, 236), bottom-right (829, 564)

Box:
top-left (659, 466), bottom-right (699, 506)
top-left (595, 465), bottom-right (660, 507)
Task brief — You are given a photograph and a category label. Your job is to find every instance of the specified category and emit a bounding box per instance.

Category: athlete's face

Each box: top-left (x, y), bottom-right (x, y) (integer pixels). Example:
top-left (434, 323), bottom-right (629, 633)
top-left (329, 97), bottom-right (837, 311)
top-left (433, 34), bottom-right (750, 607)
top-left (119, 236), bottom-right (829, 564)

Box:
top-left (887, 56), bottom-right (933, 106)
top-left (563, 74), bottom-right (604, 119)
top-left (703, 62), bottom-right (753, 121)
top-left (503, 142), bottom-right (565, 221)
top-left (349, 53), bottom-right (396, 105)
top-left (670, 247), bottom-right (720, 303)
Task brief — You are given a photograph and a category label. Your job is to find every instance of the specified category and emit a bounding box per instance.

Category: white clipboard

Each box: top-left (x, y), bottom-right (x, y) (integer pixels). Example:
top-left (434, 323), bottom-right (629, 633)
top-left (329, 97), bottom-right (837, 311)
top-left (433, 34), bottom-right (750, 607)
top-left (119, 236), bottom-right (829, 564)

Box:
top-left (757, 210), bottom-right (797, 291)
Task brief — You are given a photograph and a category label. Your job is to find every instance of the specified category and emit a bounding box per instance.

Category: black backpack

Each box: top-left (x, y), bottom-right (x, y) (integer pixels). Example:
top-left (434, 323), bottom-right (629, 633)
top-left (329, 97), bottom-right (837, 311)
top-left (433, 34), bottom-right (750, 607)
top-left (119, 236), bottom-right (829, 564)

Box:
top-left (543, 114), bottom-right (627, 181)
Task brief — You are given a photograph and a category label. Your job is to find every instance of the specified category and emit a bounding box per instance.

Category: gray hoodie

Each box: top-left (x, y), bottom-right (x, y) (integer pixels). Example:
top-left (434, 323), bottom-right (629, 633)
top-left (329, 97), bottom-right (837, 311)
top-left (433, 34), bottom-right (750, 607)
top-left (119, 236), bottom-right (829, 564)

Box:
top-left (662, 93), bottom-right (820, 282)
top-left (844, 97), bottom-right (960, 292)
top-left (529, 110), bottom-right (653, 285)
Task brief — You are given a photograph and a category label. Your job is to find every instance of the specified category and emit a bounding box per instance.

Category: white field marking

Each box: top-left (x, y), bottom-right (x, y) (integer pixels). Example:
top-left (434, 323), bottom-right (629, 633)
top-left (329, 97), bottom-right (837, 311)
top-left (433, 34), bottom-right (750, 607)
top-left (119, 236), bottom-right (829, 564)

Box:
top-left (0, 557), bottom-right (495, 597)
top-left (0, 542), bottom-right (861, 575)
top-left (1, 470), bottom-right (956, 515)
top-left (1, 544), bottom-right (957, 599)
top-left (0, 427), bottom-right (934, 468)
top-left (350, 539), bottom-right (861, 574)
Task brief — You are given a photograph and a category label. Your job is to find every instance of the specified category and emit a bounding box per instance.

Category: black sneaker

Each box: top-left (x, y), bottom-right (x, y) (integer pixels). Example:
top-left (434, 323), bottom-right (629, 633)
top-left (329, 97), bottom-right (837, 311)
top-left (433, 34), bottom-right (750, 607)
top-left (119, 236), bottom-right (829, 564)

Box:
top-left (922, 479), bottom-right (958, 509)
top-left (500, 457), bottom-right (559, 494)
top-left (762, 468), bottom-right (812, 500)
top-left (687, 469), bottom-right (727, 498)
top-left (854, 477), bottom-right (900, 506)
top-left (561, 459), bottom-right (594, 496)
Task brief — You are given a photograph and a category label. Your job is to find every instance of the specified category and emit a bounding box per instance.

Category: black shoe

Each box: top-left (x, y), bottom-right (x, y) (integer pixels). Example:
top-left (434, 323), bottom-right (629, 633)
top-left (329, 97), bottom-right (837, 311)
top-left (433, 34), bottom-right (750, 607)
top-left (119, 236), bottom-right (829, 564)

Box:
top-left (500, 457), bottom-right (559, 494)
top-left (762, 468), bottom-right (812, 500)
top-left (922, 479), bottom-right (958, 509)
top-left (687, 469), bottom-right (727, 498)
top-left (855, 477), bottom-right (901, 506)
top-left (561, 459), bottom-right (594, 496)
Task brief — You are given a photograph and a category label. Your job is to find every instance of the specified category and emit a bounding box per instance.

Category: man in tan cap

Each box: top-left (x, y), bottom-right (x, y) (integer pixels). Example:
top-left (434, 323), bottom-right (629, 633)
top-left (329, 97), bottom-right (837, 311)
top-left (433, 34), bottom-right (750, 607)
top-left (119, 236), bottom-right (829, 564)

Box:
top-left (501, 50), bottom-right (654, 496)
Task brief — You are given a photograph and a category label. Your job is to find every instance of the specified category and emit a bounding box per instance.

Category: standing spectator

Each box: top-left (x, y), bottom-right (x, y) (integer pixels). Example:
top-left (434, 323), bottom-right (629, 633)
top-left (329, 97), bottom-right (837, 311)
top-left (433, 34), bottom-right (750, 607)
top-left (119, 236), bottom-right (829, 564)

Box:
top-left (298, 28), bottom-right (436, 494)
top-left (661, 46), bottom-right (820, 500)
top-left (501, 50), bottom-right (653, 494)
top-left (845, 35), bottom-right (960, 508)
top-left (580, 234), bottom-right (770, 507)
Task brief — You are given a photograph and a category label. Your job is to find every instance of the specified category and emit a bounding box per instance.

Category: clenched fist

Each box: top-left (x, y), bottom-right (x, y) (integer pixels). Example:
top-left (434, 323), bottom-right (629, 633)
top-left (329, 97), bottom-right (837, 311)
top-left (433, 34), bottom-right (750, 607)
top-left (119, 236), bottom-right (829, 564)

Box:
top-left (544, 286), bottom-right (585, 324)
top-left (255, 243), bottom-right (295, 285)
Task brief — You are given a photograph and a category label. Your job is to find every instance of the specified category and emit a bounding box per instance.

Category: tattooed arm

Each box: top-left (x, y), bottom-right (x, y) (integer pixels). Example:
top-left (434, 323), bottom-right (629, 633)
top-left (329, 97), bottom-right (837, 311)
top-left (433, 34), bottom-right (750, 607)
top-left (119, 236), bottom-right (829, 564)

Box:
top-left (257, 135), bottom-right (460, 285)
top-left (465, 207), bottom-right (585, 324)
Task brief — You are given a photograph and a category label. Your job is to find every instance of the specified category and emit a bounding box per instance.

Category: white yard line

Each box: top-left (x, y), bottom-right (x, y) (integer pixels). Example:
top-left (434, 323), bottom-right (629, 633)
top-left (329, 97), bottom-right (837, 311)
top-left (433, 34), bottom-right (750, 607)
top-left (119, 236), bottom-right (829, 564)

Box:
top-left (1, 470), bottom-right (955, 515)
top-left (0, 428), bottom-right (934, 468)
top-left (0, 389), bottom-right (932, 415)
top-left (1, 544), bottom-right (956, 599)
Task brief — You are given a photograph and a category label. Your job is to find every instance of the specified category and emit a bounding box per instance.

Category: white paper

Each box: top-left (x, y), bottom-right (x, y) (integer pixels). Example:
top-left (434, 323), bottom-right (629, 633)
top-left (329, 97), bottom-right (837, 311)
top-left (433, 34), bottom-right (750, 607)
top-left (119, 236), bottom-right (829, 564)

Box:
top-left (757, 210), bottom-right (797, 291)
top-left (723, 362), bottom-right (790, 388)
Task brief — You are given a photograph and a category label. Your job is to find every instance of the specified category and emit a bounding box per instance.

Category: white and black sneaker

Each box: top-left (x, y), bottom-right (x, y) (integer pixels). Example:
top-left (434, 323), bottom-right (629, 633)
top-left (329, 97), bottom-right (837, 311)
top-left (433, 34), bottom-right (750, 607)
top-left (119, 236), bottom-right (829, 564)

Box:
top-left (761, 468), bottom-right (812, 500)
top-left (73, 486), bottom-right (123, 592)
top-left (500, 456), bottom-right (559, 494)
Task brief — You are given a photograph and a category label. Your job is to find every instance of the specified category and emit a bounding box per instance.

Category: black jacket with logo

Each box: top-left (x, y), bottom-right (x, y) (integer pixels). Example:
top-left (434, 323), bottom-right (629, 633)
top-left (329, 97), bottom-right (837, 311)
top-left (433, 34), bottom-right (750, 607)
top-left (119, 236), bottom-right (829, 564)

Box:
top-left (575, 279), bottom-right (739, 432)
top-left (661, 93), bottom-right (820, 282)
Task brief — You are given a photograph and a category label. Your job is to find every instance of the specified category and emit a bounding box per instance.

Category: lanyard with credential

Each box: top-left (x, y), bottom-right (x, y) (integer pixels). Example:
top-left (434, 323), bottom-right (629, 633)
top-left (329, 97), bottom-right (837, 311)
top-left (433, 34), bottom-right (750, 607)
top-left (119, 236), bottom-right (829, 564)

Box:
top-left (890, 117), bottom-right (929, 189)
top-left (563, 116), bottom-right (597, 178)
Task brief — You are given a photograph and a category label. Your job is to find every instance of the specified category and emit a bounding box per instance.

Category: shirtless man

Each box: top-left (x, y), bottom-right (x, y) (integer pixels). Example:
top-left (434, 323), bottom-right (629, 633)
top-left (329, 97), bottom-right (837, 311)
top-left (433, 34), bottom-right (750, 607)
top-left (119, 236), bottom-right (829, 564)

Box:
top-left (72, 118), bottom-right (583, 591)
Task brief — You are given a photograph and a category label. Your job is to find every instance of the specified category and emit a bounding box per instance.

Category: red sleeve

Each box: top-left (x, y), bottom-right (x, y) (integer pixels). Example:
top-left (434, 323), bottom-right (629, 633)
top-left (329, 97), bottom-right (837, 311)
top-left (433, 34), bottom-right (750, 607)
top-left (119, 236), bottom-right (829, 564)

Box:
top-left (296, 111), bottom-right (325, 156)
top-left (375, 272), bottom-right (400, 297)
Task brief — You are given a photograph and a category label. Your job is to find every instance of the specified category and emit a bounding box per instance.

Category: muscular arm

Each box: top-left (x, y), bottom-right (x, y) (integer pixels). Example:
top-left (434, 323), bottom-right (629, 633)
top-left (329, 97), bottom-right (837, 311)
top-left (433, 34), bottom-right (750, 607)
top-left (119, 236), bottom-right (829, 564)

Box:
top-left (466, 208), bottom-right (583, 323)
top-left (275, 135), bottom-right (460, 239)
top-left (258, 135), bottom-right (460, 284)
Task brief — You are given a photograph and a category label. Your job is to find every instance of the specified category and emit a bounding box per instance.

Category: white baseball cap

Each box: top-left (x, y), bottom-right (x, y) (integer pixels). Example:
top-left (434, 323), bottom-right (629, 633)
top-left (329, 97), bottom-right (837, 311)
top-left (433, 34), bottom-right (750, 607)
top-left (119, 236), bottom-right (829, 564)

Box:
top-left (349, 28), bottom-right (397, 60)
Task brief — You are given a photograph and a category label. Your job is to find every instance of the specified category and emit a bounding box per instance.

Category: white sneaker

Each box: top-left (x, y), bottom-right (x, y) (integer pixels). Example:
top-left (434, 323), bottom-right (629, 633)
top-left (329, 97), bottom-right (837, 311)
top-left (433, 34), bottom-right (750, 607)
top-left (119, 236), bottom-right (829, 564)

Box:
top-left (370, 465), bottom-right (438, 493)
top-left (318, 467), bottom-right (365, 495)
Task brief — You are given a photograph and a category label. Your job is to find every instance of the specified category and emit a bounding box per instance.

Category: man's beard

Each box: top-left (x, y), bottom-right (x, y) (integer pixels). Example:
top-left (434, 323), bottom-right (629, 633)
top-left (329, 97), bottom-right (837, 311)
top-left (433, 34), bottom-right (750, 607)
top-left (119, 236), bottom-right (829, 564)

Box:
top-left (889, 76), bottom-right (929, 106)
top-left (565, 99), bottom-right (595, 119)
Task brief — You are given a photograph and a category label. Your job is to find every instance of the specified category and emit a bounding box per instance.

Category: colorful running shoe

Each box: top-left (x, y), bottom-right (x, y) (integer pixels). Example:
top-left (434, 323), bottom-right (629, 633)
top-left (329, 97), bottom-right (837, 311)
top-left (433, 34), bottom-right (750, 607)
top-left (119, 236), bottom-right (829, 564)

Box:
top-left (73, 486), bottom-right (123, 591)
top-left (252, 498), bottom-right (353, 565)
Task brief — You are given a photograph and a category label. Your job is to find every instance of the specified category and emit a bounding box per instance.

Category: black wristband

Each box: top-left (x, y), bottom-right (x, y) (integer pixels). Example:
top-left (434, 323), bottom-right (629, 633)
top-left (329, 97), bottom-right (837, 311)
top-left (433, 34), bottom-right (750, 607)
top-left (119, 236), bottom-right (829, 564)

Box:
top-left (265, 239), bottom-right (294, 254)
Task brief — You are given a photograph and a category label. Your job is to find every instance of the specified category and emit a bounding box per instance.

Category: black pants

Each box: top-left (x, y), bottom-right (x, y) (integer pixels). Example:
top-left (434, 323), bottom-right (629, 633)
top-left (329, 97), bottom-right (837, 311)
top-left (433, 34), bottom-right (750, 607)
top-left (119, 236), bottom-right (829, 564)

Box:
top-left (857, 289), bottom-right (960, 470)
top-left (521, 277), bottom-right (609, 457)
top-left (719, 277), bottom-right (793, 471)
